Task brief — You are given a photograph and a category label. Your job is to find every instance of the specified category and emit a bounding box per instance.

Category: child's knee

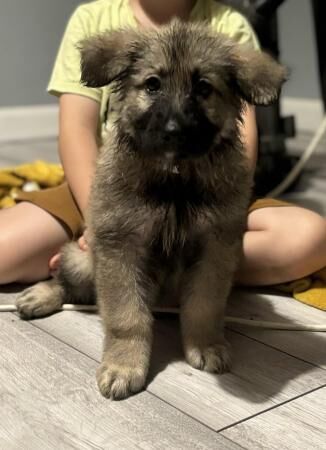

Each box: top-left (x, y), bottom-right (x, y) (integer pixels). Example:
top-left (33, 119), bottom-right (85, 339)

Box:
top-left (288, 210), bottom-right (325, 253)
top-left (0, 233), bottom-right (23, 283)
top-left (296, 213), bottom-right (326, 265)
top-left (276, 210), bottom-right (326, 279)
top-left (0, 227), bottom-right (50, 284)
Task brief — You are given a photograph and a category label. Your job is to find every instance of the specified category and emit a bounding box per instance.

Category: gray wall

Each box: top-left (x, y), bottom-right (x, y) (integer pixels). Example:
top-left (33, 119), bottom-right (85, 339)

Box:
top-left (278, 0), bottom-right (321, 100)
top-left (0, 0), bottom-right (81, 107)
top-left (0, 0), bottom-right (322, 107)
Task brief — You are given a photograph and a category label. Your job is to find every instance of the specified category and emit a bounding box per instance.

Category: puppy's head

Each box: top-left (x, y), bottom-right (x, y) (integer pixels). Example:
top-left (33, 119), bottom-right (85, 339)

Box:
top-left (79, 21), bottom-right (287, 160)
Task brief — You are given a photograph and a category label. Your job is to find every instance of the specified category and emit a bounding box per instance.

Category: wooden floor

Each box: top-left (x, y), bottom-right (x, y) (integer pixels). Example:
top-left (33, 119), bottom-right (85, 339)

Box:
top-left (0, 134), bottom-right (326, 449)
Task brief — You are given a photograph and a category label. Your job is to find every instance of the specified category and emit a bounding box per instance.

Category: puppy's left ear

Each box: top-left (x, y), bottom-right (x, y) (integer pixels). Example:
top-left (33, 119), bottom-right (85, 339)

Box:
top-left (78, 29), bottom-right (141, 88)
top-left (231, 47), bottom-right (288, 105)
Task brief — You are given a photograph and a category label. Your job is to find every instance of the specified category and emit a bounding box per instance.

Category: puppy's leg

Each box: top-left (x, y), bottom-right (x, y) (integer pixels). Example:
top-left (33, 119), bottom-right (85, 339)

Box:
top-left (180, 236), bottom-right (238, 373)
top-left (95, 247), bottom-right (155, 400)
top-left (16, 242), bottom-right (94, 319)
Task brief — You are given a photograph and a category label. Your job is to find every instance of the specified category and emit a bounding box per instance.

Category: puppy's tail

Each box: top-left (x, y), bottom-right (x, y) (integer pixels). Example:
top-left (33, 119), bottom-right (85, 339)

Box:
top-left (57, 242), bottom-right (95, 304)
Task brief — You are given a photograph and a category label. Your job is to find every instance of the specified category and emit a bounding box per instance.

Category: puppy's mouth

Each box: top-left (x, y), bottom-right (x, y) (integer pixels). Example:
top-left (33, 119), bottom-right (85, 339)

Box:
top-left (133, 122), bottom-right (219, 161)
top-left (145, 134), bottom-right (216, 161)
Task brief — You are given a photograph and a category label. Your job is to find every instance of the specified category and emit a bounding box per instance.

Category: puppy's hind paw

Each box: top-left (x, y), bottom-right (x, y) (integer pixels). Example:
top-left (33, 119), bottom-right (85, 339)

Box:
top-left (16, 280), bottom-right (63, 320)
top-left (185, 341), bottom-right (232, 374)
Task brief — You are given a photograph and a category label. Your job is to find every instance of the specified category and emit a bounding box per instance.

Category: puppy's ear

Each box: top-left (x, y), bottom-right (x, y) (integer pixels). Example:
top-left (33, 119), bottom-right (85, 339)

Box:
top-left (78, 29), bottom-right (141, 88)
top-left (231, 47), bottom-right (288, 105)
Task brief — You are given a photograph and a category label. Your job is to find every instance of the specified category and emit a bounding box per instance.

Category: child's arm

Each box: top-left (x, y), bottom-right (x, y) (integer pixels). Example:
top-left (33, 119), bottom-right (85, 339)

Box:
top-left (58, 93), bottom-right (100, 216)
top-left (239, 104), bottom-right (258, 173)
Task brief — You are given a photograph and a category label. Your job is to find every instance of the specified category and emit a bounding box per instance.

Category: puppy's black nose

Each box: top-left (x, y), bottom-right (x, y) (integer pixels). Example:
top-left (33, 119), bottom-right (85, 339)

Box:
top-left (164, 118), bottom-right (181, 135)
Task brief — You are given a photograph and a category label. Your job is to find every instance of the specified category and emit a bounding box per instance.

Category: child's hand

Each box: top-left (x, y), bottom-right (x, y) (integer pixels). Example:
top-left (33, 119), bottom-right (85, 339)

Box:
top-left (49, 230), bottom-right (89, 275)
top-left (78, 230), bottom-right (89, 251)
top-left (49, 253), bottom-right (60, 275)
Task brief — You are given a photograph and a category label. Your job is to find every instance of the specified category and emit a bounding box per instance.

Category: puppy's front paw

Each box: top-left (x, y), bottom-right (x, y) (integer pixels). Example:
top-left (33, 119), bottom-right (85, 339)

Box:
top-left (185, 341), bottom-right (232, 373)
top-left (16, 281), bottom-right (63, 320)
top-left (96, 362), bottom-right (147, 400)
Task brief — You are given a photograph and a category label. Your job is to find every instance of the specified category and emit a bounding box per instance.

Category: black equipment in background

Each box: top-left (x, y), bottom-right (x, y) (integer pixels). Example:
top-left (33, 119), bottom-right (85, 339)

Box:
top-left (312, 0), bottom-right (326, 112)
top-left (222, 0), bottom-right (297, 196)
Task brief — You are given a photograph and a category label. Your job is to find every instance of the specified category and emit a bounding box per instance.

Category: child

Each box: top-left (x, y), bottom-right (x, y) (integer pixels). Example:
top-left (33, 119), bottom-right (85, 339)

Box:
top-left (0, 0), bottom-right (325, 286)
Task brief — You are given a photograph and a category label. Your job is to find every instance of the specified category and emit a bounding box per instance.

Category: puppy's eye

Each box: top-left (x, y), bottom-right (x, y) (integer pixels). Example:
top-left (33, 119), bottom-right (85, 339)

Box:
top-left (145, 76), bottom-right (161, 93)
top-left (194, 79), bottom-right (213, 98)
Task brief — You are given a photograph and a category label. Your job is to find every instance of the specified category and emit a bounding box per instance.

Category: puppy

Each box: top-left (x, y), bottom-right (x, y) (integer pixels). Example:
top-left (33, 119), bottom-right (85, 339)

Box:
top-left (16, 21), bottom-right (287, 399)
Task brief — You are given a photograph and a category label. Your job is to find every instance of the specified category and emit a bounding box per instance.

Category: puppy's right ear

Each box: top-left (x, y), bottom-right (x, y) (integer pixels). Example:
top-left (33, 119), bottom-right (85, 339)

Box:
top-left (78, 29), bottom-right (141, 88)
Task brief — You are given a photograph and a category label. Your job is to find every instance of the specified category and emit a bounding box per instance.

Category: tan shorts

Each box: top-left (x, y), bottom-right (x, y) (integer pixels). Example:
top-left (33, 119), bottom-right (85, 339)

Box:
top-left (16, 182), bottom-right (293, 239)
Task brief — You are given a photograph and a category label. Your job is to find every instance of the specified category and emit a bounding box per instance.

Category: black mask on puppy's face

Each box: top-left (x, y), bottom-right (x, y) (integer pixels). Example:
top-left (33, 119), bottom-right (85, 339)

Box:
top-left (130, 82), bottom-right (220, 160)
top-left (79, 21), bottom-right (287, 161)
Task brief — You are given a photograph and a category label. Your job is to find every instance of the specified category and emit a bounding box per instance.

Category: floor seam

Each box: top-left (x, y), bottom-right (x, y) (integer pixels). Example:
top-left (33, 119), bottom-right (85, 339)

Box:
top-left (217, 384), bottom-right (326, 433)
top-left (227, 326), bottom-right (326, 371)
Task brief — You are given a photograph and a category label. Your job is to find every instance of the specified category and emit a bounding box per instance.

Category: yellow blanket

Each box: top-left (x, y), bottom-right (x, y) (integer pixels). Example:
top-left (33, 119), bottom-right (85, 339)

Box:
top-left (0, 160), bottom-right (64, 208)
top-left (0, 160), bottom-right (325, 311)
top-left (276, 267), bottom-right (326, 311)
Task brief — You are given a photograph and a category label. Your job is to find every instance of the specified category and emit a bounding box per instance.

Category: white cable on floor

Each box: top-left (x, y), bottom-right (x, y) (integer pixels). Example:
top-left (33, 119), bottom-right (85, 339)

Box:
top-left (1, 303), bottom-right (326, 331)
top-left (224, 317), bottom-right (326, 331)
top-left (267, 115), bottom-right (326, 198)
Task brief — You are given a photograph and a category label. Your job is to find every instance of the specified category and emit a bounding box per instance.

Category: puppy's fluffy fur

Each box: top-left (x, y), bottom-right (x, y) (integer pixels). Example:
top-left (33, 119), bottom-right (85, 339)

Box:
top-left (16, 21), bottom-right (287, 399)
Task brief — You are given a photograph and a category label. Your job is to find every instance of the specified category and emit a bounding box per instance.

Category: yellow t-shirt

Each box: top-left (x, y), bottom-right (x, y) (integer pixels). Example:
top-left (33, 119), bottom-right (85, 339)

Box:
top-left (48, 0), bottom-right (259, 141)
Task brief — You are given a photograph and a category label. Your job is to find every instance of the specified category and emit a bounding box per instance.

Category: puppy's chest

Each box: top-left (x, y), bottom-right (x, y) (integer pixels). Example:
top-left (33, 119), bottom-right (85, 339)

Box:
top-left (146, 178), bottom-right (215, 254)
top-left (145, 174), bottom-right (208, 207)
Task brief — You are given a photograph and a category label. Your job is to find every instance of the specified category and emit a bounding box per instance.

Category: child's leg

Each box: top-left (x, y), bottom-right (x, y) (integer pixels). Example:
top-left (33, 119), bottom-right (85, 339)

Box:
top-left (236, 206), bottom-right (326, 286)
top-left (0, 202), bottom-right (70, 284)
